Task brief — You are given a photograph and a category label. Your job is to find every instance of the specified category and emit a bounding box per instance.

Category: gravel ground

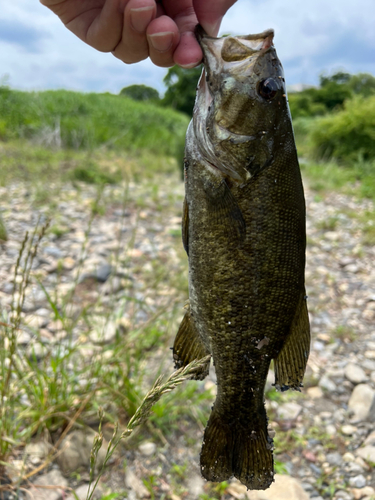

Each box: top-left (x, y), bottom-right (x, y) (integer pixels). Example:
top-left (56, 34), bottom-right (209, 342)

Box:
top-left (0, 176), bottom-right (374, 500)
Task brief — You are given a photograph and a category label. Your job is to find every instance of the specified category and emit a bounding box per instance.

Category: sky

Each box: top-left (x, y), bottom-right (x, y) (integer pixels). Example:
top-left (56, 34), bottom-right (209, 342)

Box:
top-left (0, 0), bottom-right (374, 95)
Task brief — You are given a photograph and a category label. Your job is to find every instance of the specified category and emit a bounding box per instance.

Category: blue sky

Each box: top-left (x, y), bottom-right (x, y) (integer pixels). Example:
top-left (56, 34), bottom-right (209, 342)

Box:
top-left (1, 0), bottom-right (374, 95)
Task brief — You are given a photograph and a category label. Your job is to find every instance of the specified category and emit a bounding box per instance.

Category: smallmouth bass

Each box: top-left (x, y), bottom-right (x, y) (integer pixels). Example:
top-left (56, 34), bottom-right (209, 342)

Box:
top-left (173, 26), bottom-right (310, 490)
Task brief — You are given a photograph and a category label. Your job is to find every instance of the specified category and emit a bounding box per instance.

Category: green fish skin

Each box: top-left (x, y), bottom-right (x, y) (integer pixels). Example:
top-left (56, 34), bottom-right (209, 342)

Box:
top-left (173, 26), bottom-right (310, 490)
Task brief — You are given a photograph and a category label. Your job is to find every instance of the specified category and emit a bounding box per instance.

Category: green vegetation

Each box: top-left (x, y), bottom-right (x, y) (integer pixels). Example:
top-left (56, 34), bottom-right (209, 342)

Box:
top-left (162, 65), bottom-right (202, 115)
top-left (119, 84), bottom-right (160, 102)
top-left (0, 85), bottom-right (188, 157)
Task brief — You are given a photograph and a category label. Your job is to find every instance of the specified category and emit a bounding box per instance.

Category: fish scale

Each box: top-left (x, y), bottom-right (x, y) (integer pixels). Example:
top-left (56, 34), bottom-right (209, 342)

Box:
top-left (173, 26), bottom-right (310, 490)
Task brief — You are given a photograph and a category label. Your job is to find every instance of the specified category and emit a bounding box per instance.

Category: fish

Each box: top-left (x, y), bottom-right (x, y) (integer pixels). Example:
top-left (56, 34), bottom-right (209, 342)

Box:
top-left (173, 26), bottom-right (310, 490)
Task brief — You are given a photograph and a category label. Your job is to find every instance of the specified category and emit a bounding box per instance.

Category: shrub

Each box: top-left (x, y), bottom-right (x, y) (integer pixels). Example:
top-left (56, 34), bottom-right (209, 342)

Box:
top-left (310, 95), bottom-right (375, 161)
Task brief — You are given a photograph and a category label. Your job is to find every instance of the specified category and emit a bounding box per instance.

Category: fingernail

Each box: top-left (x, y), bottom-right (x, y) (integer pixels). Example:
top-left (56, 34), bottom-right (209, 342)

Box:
top-left (179, 62), bottom-right (201, 69)
top-left (148, 32), bottom-right (174, 52)
top-left (130, 6), bottom-right (154, 33)
top-left (202, 18), bottom-right (223, 37)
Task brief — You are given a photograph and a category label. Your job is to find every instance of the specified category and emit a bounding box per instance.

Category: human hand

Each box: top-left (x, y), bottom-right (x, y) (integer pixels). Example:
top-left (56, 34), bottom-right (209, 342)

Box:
top-left (40, 0), bottom-right (237, 68)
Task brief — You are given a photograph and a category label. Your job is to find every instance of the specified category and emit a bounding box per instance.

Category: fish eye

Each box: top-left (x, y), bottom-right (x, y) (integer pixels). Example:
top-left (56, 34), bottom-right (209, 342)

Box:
top-left (258, 78), bottom-right (279, 100)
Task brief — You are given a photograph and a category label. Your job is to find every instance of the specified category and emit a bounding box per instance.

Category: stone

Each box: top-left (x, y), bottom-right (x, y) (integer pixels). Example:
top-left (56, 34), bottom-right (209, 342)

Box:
top-left (348, 384), bottom-right (375, 421)
top-left (186, 473), bottom-right (204, 498)
top-left (335, 491), bottom-right (353, 500)
top-left (326, 452), bottom-right (342, 466)
top-left (355, 446), bottom-right (375, 464)
top-left (344, 363), bottom-right (368, 384)
top-left (125, 469), bottom-right (150, 498)
top-left (246, 474), bottom-right (309, 500)
top-left (341, 424), bottom-right (357, 436)
top-left (363, 429), bottom-right (375, 445)
top-left (31, 469), bottom-right (68, 500)
top-left (306, 386), bottom-right (323, 399)
top-left (25, 441), bottom-right (52, 461)
top-left (348, 475), bottom-right (366, 488)
top-left (66, 483), bottom-right (102, 500)
top-left (364, 351), bottom-right (375, 359)
top-left (319, 375), bottom-right (337, 392)
top-left (138, 441), bottom-right (156, 456)
top-left (351, 487), bottom-right (375, 500)
top-left (89, 319), bottom-right (117, 345)
top-left (277, 402), bottom-right (302, 420)
top-left (56, 430), bottom-right (106, 474)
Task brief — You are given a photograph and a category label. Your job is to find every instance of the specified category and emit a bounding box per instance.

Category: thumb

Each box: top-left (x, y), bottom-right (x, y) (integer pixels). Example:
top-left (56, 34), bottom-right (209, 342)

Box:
top-left (193, 0), bottom-right (237, 36)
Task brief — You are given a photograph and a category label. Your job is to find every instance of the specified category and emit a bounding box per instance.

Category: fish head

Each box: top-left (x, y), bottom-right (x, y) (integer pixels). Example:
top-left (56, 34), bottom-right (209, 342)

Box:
top-left (193, 26), bottom-right (293, 183)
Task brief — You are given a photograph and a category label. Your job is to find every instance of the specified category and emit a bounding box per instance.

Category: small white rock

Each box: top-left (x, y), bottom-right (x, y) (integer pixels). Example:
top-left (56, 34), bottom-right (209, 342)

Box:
top-left (138, 441), bottom-right (156, 456)
top-left (341, 424), bottom-right (357, 436)
top-left (344, 363), bottom-right (368, 384)
top-left (349, 475), bottom-right (366, 488)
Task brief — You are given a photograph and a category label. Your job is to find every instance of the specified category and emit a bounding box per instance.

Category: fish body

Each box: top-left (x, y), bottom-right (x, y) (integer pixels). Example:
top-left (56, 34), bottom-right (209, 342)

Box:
top-left (173, 27), bottom-right (310, 490)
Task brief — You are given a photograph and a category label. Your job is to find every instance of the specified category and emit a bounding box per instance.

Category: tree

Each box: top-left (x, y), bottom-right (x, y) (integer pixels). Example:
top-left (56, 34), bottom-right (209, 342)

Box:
top-left (119, 84), bottom-right (160, 102)
top-left (162, 65), bottom-right (202, 116)
top-left (348, 73), bottom-right (375, 97)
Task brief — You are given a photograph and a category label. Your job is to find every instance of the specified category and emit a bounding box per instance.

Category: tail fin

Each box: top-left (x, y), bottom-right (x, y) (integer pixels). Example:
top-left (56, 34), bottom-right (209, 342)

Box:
top-left (200, 406), bottom-right (274, 490)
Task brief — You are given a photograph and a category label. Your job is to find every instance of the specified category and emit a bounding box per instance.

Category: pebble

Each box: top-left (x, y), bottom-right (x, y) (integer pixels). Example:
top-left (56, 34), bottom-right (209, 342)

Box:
top-left (319, 374), bottom-right (337, 392)
top-left (277, 402), bottom-right (302, 420)
top-left (344, 363), bottom-right (368, 384)
top-left (138, 441), bottom-right (156, 456)
top-left (341, 424), bottom-right (357, 435)
top-left (349, 475), bottom-right (367, 488)
top-left (307, 386), bottom-right (324, 399)
top-left (356, 446), bottom-right (375, 464)
top-left (348, 384), bottom-right (375, 421)
top-left (30, 469), bottom-right (68, 500)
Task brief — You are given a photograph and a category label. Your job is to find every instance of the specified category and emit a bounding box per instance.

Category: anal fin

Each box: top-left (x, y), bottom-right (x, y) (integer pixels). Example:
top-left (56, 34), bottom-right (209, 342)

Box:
top-left (274, 292), bottom-right (310, 391)
top-left (173, 308), bottom-right (210, 381)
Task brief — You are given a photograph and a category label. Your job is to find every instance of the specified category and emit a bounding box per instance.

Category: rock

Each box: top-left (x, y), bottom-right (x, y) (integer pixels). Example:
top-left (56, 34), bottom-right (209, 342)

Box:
top-left (89, 319), bottom-right (117, 345)
top-left (80, 263), bottom-right (112, 283)
top-left (335, 491), bottom-right (353, 500)
top-left (343, 452), bottom-right (356, 462)
top-left (326, 452), bottom-right (342, 466)
top-left (277, 402), bottom-right (302, 420)
top-left (186, 473), bottom-right (204, 498)
top-left (363, 429), bottom-right (375, 445)
top-left (56, 430), bottom-right (106, 474)
top-left (348, 384), bottom-right (375, 422)
top-left (326, 424), bottom-right (337, 435)
top-left (246, 474), bottom-right (309, 500)
top-left (355, 446), bottom-right (375, 464)
top-left (31, 469), bottom-right (68, 500)
top-left (25, 441), bottom-right (52, 463)
top-left (344, 363), bottom-right (368, 384)
top-left (125, 469), bottom-right (150, 498)
top-left (348, 475), bottom-right (366, 488)
top-left (66, 483), bottom-right (102, 500)
top-left (364, 351), bottom-right (375, 359)
top-left (341, 424), bottom-right (357, 436)
top-left (319, 375), bottom-right (337, 392)
top-left (351, 487), bottom-right (375, 500)
top-left (306, 386), bottom-right (323, 399)
top-left (138, 441), bottom-right (156, 456)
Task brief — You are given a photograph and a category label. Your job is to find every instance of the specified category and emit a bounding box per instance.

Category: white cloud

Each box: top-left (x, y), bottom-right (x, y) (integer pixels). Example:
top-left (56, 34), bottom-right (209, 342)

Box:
top-left (0, 0), bottom-right (374, 93)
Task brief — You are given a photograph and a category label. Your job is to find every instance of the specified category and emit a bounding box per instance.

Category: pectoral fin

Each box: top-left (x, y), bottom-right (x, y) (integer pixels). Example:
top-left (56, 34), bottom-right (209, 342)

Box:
top-left (204, 179), bottom-right (246, 244)
top-left (182, 197), bottom-right (189, 255)
top-left (173, 308), bottom-right (211, 381)
top-left (274, 293), bottom-right (310, 391)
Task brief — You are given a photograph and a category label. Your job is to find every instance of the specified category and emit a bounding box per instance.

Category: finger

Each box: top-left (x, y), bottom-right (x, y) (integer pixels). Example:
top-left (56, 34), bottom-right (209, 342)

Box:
top-left (161, 0), bottom-right (202, 68)
top-left (146, 15), bottom-right (180, 67)
top-left (193, 0), bottom-right (237, 36)
top-left (41, 0), bottom-right (124, 52)
top-left (112, 0), bottom-right (157, 64)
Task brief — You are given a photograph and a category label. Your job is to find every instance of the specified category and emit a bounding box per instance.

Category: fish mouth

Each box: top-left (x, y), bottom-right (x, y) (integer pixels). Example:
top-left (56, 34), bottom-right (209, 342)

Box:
top-left (195, 24), bottom-right (274, 69)
top-left (193, 26), bottom-right (275, 183)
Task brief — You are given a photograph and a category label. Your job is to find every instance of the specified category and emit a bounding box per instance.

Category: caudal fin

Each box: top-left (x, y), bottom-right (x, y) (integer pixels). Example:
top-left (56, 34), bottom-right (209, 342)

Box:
top-left (200, 407), bottom-right (274, 490)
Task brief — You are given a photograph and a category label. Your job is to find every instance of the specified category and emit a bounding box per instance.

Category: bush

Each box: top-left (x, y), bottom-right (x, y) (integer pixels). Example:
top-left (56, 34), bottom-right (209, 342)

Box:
top-left (0, 88), bottom-right (188, 158)
top-left (310, 95), bottom-right (375, 161)
top-left (119, 84), bottom-right (160, 101)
